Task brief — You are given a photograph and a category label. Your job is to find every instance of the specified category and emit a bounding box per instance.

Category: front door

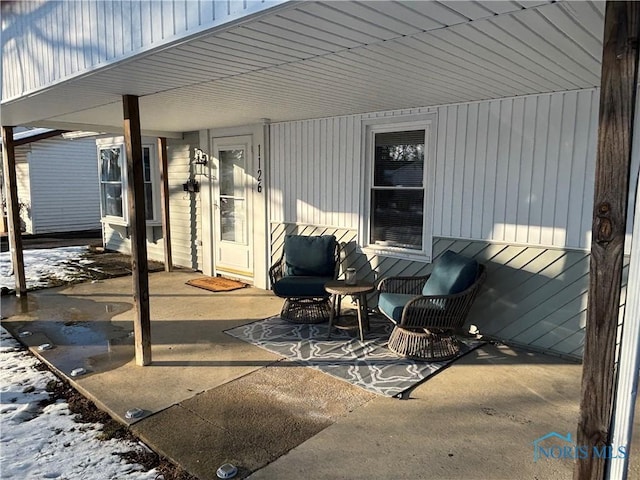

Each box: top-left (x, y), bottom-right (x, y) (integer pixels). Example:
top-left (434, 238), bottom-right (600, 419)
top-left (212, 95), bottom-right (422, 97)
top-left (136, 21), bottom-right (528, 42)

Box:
top-left (212, 136), bottom-right (253, 278)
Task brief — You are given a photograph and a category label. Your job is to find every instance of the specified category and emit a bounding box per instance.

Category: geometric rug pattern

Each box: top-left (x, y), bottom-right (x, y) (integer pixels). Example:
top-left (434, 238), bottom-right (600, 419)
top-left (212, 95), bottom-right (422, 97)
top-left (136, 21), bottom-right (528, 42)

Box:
top-left (225, 315), bottom-right (483, 398)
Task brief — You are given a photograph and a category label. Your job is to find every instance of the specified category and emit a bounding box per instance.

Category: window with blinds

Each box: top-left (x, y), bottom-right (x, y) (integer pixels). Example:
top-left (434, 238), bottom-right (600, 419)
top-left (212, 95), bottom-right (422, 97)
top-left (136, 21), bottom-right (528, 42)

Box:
top-left (370, 129), bottom-right (425, 250)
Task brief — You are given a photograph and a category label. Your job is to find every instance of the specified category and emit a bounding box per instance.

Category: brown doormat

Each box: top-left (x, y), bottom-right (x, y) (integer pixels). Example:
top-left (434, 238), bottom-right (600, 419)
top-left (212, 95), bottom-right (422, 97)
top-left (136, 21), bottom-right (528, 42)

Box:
top-left (186, 276), bottom-right (248, 292)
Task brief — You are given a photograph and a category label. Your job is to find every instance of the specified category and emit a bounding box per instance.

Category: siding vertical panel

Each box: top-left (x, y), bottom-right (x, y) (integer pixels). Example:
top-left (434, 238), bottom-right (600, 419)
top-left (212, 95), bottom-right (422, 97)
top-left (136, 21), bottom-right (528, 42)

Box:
top-left (104, 1), bottom-right (115, 60)
top-left (332, 118), bottom-right (341, 226)
top-left (567, 90), bottom-right (594, 248)
top-left (302, 120), bottom-right (310, 225)
top-left (554, 91), bottom-right (578, 247)
top-left (493, 98), bottom-right (513, 241)
top-left (338, 116), bottom-right (347, 228)
top-left (348, 115), bottom-right (359, 230)
top-left (141, 1), bottom-right (153, 46)
top-left (200, 0), bottom-right (214, 22)
top-left (482, 101), bottom-right (500, 240)
top-left (505, 97), bottom-right (524, 243)
top-left (433, 107), bottom-right (447, 236)
top-left (88, 1), bottom-right (98, 66)
top-left (529, 94), bottom-right (551, 245)
top-left (461, 103), bottom-right (478, 239)
top-left (174, 0), bottom-right (187, 34)
top-left (582, 89), bottom-right (600, 250)
top-left (451, 104), bottom-right (467, 238)
top-left (443, 106), bottom-right (457, 236)
top-left (130, 1), bottom-right (142, 51)
top-left (516, 96), bottom-right (537, 244)
top-left (540, 93), bottom-right (563, 246)
top-left (471, 102), bottom-right (489, 239)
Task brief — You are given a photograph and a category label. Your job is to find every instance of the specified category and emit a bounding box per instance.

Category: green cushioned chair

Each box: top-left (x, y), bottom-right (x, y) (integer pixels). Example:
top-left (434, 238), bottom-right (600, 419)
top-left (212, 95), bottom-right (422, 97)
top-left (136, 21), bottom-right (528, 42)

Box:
top-left (377, 250), bottom-right (486, 360)
top-left (269, 234), bottom-right (339, 323)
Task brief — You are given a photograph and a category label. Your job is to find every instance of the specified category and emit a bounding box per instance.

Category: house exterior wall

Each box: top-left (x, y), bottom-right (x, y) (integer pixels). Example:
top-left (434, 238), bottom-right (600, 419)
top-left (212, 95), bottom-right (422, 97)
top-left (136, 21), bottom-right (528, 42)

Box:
top-left (268, 88), bottom-right (634, 360)
top-left (270, 89), bottom-right (607, 251)
top-left (2, 0), bottom-right (289, 101)
top-left (102, 132), bottom-right (202, 269)
top-left (13, 148), bottom-right (33, 234)
top-left (28, 137), bottom-right (101, 234)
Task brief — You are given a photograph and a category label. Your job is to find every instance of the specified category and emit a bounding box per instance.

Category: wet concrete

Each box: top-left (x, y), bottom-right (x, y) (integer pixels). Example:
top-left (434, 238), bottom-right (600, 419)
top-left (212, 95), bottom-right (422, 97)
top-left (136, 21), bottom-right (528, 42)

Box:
top-left (2, 271), bottom-right (640, 480)
top-left (2, 271), bottom-right (284, 425)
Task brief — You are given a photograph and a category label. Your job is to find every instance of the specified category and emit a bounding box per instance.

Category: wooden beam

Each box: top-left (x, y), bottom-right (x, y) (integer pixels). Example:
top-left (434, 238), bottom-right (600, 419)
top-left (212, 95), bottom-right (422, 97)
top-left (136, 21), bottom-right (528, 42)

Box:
top-left (1, 126), bottom-right (27, 296)
top-left (157, 137), bottom-right (173, 272)
top-left (12, 129), bottom-right (68, 146)
top-left (123, 95), bottom-right (152, 366)
top-left (574, 2), bottom-right (640, 479)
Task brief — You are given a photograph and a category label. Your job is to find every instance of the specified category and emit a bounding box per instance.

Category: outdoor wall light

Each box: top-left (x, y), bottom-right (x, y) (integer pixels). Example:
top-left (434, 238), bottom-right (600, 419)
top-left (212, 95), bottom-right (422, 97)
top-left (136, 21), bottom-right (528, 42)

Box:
top-left (182, 178), bottom-right (200, 193)
top-left (193, 148), bottom-right (208, 176)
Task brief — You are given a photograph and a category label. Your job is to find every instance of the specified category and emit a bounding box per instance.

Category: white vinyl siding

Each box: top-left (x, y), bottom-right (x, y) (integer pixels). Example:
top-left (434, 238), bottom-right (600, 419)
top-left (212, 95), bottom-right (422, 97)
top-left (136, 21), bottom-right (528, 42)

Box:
top-left (103, 132), bottom-right (202, 270)
top-left (2, 0), bottom-right (289, 101)
top-left (269, 89), bottom-right (618, 253)
top-left (14, 149), bottom-right (33, 234)
top-left (28, 138), bottom-right (101, 234)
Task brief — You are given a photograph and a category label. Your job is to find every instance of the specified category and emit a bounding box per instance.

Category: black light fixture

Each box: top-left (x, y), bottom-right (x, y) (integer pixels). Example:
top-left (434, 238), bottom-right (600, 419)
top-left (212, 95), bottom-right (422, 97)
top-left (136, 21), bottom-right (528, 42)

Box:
top-left (182, 148), bottom-right (208, 193)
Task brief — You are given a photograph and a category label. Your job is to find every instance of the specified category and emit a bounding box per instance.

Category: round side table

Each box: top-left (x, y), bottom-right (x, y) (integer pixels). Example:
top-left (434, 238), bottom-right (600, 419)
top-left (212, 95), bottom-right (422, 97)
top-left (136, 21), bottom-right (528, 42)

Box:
top-left (324, 280), bottom-right (375, 342)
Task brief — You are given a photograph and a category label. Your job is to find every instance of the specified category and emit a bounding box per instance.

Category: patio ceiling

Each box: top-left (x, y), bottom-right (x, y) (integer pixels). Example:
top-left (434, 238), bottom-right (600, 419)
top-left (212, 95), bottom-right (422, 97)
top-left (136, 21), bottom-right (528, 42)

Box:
top-left (2, 0), bottom-right (604, 135)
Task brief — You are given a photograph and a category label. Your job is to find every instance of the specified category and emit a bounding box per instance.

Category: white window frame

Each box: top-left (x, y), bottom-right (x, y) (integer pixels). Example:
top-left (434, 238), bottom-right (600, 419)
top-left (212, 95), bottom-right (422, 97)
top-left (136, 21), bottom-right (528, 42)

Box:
top-left (360, 115), bottom-right (436, 263)
top-left (97, 137), bottom-right (160, 226)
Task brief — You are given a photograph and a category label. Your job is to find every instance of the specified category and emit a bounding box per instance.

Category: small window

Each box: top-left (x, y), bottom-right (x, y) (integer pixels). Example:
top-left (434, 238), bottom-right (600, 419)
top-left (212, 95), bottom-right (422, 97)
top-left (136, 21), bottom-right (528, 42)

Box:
top-left (363, 118), bottom-right (434, 261)
top-left (97, 139), bottom-right (158, 224)
top-left (371, 130), bottom-right (425, 250)
top-left (142, 146), bottom-right (155, 221)
top-left (99, 146), bottom-right (124, 219)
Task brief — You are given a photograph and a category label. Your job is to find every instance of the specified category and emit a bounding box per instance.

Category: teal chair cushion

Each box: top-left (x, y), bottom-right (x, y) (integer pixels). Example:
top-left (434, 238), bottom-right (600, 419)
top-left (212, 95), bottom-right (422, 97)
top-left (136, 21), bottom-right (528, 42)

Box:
top-left (422, 250), bottom-right (479, 296)
top-left (378, 292), bottom-right (416, 323)
top-left (272, 276), bottom-right (333, 298)
top-left (284, 235), bottom-right (336, 277)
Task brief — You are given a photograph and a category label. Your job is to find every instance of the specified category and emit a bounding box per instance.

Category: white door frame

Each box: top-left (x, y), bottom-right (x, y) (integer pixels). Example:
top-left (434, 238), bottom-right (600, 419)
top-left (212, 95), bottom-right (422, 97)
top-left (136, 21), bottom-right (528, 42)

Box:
top-left (212, 135), bottom-right (254, 278)
top-left (201, 125), bottom-right (270, 289)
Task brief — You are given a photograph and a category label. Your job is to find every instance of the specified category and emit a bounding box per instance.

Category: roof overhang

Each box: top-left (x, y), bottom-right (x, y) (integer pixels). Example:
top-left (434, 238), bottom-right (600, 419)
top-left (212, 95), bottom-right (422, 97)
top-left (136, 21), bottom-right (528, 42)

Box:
top-left (1, 0), bottom-right (604, 135)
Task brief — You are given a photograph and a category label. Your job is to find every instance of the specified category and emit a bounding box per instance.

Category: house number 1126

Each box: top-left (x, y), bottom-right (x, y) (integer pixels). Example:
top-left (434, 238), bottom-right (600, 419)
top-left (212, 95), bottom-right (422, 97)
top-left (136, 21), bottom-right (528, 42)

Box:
top-left (257, 144), bottom-right (263, 193)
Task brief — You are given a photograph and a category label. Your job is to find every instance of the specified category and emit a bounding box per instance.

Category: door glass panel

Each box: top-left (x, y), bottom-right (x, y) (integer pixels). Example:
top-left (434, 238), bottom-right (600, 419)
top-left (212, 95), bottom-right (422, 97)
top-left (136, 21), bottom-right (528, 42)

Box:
top-left (218, 147), bottom-right (247, 244)
top-left (220, 198), bottom-right (246, 243)
top-left (220, 149), bottom-right (245, 197)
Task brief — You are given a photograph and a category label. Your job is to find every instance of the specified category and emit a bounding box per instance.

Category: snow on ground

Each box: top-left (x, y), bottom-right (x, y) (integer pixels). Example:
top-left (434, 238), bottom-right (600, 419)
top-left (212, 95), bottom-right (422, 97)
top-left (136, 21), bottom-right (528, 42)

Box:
top-left (0, 246), bottom-right (94, 291)
top-left (0, 327), bottom-right (158, 479)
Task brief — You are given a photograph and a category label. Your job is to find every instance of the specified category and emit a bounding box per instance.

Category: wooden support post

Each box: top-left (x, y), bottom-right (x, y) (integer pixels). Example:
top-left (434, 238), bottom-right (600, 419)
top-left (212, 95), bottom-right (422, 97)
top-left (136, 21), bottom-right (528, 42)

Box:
top-left (574, 3), bottom-right (640, 479)
top-left (157, 137), bottom-right (173, 272)
top-left (1, 126), bottom-right (27, 296)
top-left (123, 95), bottom-right (152, 366)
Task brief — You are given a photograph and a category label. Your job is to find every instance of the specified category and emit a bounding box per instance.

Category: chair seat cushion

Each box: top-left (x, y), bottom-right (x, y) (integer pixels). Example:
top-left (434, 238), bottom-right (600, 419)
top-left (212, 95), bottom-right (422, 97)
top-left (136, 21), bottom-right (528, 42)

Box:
top-left (284, 235), bottom-right (336, 277)
top-left (378, 292), bottom-right (417, 323)
top-left (272, 276), bottom-right (333, 298)
top-left (422, 250), bottom-right (479, 296)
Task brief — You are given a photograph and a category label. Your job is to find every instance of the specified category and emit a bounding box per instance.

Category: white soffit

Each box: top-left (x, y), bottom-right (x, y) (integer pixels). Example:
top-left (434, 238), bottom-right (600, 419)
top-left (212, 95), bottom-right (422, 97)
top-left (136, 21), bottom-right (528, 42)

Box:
top-left (4, 0), bottom-right (604, 133)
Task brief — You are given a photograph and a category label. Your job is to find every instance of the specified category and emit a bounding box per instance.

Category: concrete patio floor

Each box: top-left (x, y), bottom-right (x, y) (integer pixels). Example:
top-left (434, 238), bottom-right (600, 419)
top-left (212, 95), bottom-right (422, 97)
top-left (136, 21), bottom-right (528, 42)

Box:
top-left (2, 270), bottom-right (639, 480)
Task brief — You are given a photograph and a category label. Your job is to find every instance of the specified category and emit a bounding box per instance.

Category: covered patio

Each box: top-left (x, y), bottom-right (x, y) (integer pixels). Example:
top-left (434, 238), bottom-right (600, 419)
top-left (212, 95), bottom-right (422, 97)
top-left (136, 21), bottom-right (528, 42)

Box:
top-left (3, 1), bottom-right (640, 478)
top-left (3, 269), bottom-right (636, 480)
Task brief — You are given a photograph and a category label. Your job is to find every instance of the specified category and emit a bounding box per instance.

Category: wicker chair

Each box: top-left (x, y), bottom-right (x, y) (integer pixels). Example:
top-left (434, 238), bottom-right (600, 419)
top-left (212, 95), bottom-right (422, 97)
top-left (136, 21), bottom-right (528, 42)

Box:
top-left (377, 250), bottom-right (486, 361)
top-left (269, 234), bottom-right (339, 324)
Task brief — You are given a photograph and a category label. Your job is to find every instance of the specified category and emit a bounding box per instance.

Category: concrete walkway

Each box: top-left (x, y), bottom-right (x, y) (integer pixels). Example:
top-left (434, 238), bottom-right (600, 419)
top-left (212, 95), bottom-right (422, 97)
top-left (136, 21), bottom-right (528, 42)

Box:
top-left (2, 270), bottom-right (638, 480)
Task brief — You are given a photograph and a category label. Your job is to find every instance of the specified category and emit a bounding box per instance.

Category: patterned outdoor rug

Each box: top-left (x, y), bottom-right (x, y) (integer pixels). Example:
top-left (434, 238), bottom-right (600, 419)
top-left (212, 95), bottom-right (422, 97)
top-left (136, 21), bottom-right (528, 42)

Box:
top-left (225, 315), bottom-right (483, 397)
top-left (186, 276), bottom-right (248, 292)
